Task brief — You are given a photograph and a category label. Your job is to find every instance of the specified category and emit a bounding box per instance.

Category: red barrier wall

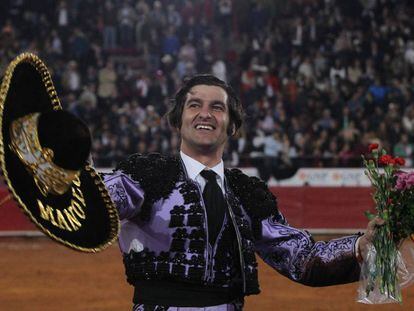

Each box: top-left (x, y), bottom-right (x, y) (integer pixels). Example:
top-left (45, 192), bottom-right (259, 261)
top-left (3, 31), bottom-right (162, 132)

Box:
top-left (270, 187), bottom-right (374, 229)
top-left (0, 187), bottom-right (36, 231)
top-left (0, 186), bottom-right (374, 233)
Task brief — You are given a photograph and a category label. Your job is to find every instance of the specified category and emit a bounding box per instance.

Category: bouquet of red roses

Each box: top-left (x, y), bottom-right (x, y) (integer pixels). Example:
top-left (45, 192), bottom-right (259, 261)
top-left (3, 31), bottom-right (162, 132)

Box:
top-left (358, 144), bottom-right (414, 304)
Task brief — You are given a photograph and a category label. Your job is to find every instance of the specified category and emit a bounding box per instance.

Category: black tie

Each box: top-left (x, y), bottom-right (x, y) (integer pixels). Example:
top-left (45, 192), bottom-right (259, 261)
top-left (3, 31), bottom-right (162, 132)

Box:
top-left (200, 170), bottom-right (226, 245)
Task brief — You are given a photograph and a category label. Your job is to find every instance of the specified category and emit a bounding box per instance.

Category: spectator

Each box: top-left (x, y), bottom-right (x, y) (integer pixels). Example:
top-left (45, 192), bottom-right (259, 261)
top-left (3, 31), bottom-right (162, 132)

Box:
top-left (57, 1), bottom-right (69, 29)
top-left (329, 59), bottom-right (346, 87)
top-left (135, 73), bottom-right (149, 103)
top-left (402, 105), bottom-right (414, 133)
top-left (62, 60), bottom-right (81, 93)
top-left (162, 27), bottom-right (180, 56)
top-left (261, 131), bottom-right (284, 181)
top-left (368, 78), bottom-right (388, 104)
top-left (347, 59), bottom-right (363, 85)
top-left (298, 56), bottom-right (314, 80)
top-left (217, 0), bottom-right (232, 37)
top-left (97, 60), bottom-right (117, 99)
top-left (102, 0), bottom-right (117, 50)
top-left (166, 4), bottom-right (182, 29)
top-left (316, 109), bottom-right (335, 131)
top-left (404, 41), bottom-right (414, 65)
top-left (211, 58), bottom-right (227, 82)
top-left (79, 84), bottom-right (97, 110)
top-left (117, 1), bottom-right (136, 48)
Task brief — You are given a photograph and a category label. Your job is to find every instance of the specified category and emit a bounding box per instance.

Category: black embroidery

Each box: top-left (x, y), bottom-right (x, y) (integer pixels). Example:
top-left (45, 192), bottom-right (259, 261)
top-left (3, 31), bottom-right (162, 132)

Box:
top-left (169, 181), bottom-right (207, 281)
top-left (226, 168), bottom-right (278, 239)
top-left (106, 181), bottom-right (128, 210)
top-left (187, 253), bottom-right (206, 280)
top-left (189, 228), bottom-right (205, 240)
top-left (170, 239), bottom-right (186, 252)
top-left (172, 228), bottom-right (188, 239)
top-left (169, 215), bottom-right (185, 227)
top-left (179, 182), bottom-right (200, 204)
top-left (226, 190), bottom-right (260, 294)
top-left (213, 223), bottom-right (234, 285)
top-left (116, 153), bottom-right (181, 221)
top-left (170, 225), bottom-right (188, 251)
top-left (188, 240), bottom-right (205, 253)
top-left (124, 248), bottom-right (157, 283)
top-left (170, 205), bottom-right (186, 215)
top-left (187, 214), bottom-right (204, 227)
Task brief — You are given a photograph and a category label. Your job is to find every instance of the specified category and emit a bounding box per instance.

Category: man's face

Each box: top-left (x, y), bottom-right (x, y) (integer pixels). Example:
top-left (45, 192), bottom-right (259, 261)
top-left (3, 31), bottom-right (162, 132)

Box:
top-left (180, 84), bottom-right (231, 154)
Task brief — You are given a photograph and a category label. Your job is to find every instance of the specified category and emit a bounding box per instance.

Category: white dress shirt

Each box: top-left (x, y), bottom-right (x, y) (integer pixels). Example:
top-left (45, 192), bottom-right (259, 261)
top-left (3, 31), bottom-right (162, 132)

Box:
top-left (180, 151), bottom-right (225, 194)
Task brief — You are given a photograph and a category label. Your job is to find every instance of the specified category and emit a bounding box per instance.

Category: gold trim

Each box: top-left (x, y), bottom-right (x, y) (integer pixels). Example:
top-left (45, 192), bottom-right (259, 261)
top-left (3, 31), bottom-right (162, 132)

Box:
top-left (0, 53), bottom-right (119, 252)
top-left (9, 112), bottom-right (81, 196)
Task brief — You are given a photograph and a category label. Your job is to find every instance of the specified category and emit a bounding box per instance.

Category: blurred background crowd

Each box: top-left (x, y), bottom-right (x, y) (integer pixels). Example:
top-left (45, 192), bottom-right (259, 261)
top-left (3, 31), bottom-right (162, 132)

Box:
top-left (1, 0), bottom-right (414, 181)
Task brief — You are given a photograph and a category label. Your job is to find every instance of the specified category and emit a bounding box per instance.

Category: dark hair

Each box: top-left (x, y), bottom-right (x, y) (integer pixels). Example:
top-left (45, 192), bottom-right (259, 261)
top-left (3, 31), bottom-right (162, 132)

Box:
top-left (166, 74), bottom-right (243, 136)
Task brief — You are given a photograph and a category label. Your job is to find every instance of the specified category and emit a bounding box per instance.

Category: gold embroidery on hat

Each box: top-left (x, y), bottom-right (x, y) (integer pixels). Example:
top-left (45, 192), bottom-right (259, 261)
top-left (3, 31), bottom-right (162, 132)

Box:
top-left (9, 112), bottom-right (80, 196)
top-left (36, 178), bottom-right (86, 232)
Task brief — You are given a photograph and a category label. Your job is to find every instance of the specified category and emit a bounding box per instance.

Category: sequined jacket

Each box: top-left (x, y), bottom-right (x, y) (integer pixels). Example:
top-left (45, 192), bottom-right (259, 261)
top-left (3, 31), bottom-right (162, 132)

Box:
top-left (103, 153), bottom-right (360, 296)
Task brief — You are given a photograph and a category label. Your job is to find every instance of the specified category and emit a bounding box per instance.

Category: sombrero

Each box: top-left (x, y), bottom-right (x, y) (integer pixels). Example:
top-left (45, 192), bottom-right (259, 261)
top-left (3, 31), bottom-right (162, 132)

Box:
top-left (0, 53), bottom-right (119, 252)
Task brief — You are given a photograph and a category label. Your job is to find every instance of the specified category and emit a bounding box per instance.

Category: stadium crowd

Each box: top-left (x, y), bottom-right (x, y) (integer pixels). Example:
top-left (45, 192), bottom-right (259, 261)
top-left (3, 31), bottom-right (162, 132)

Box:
top-left (1, 0), bottom-right (414, 180)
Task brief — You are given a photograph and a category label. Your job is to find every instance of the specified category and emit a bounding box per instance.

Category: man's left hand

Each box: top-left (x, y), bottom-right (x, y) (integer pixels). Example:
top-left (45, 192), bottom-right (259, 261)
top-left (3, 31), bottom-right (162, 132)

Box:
top-left (356, 216), bottom-right (385, 262)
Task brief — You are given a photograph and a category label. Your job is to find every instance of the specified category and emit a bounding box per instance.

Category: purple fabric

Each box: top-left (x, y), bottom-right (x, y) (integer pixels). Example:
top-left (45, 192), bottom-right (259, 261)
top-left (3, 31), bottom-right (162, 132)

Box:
top-left (104, 170), bottom-right (360, 300)
top-left (256, 217), bottom-right (359, 286)
top-left (104, 172), bottom-right (144, 220)
top-left (104, 173), bottom-right (204, 256)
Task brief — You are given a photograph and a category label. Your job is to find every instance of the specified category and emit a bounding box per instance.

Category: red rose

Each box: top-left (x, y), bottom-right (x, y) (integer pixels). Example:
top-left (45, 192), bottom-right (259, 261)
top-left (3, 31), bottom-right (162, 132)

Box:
top-left (395, 157), bottom-right (406, 166)
top-left (368, 143), bottom-right (379, 152)
top-left (379, 154), bottom-right (393, 165)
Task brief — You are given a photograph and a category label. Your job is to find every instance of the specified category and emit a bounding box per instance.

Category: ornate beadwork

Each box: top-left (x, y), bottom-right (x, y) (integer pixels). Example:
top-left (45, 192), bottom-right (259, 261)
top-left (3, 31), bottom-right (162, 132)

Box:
top-left (116, 153), bottom-right (181, 221)
top-left (169, 180), bottom-right (208, 281)
top-left (119, 154), bottom-right (276, 294)
top-left (124, 248), bottom-right (157, 283)
top-left (212, 222), bottom-right (235, 286)
top-left (226, 168), bottom-right (278, 239)
top-left (226, 189), bottom-right (260, 294)
top-left (169, 215), bottom-right (184, 227)
top-left (179, 182), bottom-right (200, 204)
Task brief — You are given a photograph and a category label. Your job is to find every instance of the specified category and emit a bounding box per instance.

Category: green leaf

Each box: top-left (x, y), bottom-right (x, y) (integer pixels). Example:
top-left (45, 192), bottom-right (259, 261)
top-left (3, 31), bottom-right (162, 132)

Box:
top-left (365, 210), bottom-right (376, 220)
top-left (368, 160), bottom-right (375, 169)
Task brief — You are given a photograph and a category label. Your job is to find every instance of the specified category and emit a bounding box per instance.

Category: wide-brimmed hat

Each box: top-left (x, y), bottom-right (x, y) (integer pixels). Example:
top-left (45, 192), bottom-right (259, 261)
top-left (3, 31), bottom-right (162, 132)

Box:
top-left (0, 53), bottom-right (119, 252)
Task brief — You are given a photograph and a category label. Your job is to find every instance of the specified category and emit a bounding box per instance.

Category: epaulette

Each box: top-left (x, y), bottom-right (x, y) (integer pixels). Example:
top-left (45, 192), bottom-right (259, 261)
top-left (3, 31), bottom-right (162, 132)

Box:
top-left (115, 153), bottom-right (181, 221)
top-left (225, 168), bottom-right (278, 238)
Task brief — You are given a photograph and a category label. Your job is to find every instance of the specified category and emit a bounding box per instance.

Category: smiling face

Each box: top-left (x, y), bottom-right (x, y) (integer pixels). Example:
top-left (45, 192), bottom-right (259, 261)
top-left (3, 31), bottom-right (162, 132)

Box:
top-left (179, 84), bottom-right (231, 158)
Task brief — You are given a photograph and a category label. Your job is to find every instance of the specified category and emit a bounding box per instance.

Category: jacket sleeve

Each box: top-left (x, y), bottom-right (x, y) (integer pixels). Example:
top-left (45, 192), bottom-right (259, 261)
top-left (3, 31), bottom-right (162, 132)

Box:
top-left (103, 171), bottom-right (145, 220)
top-left (254, 214), bottom-right (361, 287)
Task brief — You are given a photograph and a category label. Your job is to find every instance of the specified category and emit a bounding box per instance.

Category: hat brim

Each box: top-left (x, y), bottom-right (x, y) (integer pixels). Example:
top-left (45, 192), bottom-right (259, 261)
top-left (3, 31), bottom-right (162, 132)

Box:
top-left (0, 53), bottom-right (119, 252)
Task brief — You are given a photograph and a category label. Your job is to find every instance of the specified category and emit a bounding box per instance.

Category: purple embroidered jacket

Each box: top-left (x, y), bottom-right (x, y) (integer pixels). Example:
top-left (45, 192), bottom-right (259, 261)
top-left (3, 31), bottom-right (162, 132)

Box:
top-left (103, 154), bottom-right (360, 299)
